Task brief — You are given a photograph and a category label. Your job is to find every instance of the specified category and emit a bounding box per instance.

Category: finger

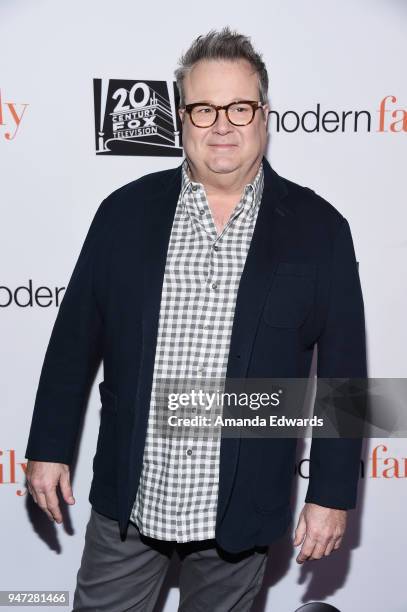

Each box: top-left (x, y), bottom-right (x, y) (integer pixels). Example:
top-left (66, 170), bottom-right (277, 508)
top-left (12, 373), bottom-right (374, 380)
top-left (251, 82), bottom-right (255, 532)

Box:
top-left (35, 491), bottom-right (55, 521)
top-left (27, 482), bottom-right (38, 504)
top-left (310, 541), bottom-right (328, 560)
top-left (44, 488), bottom-right (63, 523)
top-left (324, 539), bottom-right (336, 556)
top-left (296, 535), bottom-right (316, 564)
top-left (59, 470), bottom-right (75, 505)
top-left (333, 536), bottom-right (343, 550)
top-left (293, 514), bottom-right (306, 546)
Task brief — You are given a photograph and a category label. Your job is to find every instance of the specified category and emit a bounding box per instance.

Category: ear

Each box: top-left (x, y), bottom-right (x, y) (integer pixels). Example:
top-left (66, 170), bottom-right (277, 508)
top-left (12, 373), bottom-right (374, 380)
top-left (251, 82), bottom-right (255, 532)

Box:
top-left (262, 103), bottom-right (270, 128)
top-left (178, 108), bottom-right (185, 123)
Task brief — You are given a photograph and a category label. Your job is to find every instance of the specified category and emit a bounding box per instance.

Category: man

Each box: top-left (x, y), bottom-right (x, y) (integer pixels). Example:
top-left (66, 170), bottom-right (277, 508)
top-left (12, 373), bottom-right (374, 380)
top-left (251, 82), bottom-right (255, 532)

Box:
top-left (25, 27), bottom-right (367, 611)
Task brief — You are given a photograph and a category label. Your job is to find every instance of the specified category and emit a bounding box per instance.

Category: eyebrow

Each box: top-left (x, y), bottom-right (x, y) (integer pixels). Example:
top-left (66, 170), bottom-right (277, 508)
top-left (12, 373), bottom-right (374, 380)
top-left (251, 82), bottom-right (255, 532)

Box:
top-left (186, 98), bottom-right (254, 105)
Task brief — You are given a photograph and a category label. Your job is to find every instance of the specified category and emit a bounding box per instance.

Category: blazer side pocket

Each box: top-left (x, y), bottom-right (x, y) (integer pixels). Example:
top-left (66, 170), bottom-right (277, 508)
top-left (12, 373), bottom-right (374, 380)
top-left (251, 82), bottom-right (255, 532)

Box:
top-left (93, 382), bottom-right (118, 487)
top-left (98, 381), bottom-right (118, 413)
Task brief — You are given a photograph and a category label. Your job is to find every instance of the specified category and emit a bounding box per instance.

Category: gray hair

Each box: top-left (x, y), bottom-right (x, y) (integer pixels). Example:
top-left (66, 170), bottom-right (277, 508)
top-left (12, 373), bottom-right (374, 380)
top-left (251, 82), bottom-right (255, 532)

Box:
top-left (174, 27), bottom-right (269, 107)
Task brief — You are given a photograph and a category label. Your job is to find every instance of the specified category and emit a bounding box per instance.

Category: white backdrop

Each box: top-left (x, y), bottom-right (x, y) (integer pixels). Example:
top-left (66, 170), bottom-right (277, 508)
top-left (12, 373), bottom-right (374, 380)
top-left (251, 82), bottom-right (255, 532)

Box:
top-left (1, 0), bottom-right (406, 610)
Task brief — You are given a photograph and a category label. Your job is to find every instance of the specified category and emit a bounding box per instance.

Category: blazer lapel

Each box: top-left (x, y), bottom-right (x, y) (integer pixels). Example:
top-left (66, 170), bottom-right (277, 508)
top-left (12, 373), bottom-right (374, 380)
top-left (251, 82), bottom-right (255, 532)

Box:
top-left (225, 156), bottom-right (288, 380)
top-left (216, 156), bottom-right (289, 525)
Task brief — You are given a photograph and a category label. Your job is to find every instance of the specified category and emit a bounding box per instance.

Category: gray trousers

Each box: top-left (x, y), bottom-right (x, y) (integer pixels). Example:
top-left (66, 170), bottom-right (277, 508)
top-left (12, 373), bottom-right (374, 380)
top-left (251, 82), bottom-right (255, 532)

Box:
top-left (72, 508), bottom-right (269, 612)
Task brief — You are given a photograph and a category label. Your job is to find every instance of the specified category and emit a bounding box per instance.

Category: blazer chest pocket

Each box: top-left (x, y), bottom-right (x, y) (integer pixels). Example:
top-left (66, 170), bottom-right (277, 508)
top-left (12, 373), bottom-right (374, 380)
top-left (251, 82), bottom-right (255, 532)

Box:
top-left (263, 262), bottom-right (316, 328)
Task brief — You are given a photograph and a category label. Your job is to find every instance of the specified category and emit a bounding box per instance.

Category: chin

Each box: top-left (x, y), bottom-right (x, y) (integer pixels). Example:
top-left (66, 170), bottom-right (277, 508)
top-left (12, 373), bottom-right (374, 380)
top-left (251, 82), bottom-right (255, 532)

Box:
top-left (211, 164), bottom-right (237, 174)
top-left (208, 157), bottom-right (240, 174)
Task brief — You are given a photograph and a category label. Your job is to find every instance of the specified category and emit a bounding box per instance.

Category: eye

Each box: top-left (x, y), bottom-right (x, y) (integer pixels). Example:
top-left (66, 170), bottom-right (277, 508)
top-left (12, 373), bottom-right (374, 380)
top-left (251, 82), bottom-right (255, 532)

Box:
top-left (195, 106), bottom-right (213, 114)
top-left (229, 103), bottom-right (251, 114)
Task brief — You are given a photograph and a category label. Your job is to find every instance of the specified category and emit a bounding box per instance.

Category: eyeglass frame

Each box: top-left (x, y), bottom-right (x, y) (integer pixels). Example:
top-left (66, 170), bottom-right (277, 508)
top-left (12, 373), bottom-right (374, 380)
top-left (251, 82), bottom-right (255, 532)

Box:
top-left (180, 100), bottom-right (266, 128)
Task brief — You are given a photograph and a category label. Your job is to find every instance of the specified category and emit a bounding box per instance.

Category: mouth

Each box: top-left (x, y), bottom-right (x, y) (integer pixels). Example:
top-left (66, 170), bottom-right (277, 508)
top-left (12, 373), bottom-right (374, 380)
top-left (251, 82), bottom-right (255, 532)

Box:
top-left (209, 144), bottom-right (237, 148)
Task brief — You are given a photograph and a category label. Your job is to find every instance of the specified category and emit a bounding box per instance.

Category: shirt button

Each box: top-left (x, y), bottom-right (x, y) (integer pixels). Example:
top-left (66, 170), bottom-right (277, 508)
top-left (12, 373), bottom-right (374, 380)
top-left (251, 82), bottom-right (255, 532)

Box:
top-left (211, 282), bottom-right (218, 290)
top-left (199, 209), bottom-right (205, 215)
top-left (192, 184), bottom-right (198, 191)
top-left (186, 449), bottom-right (192, 456)
top-left (213, 245), bottom-right (219, 251)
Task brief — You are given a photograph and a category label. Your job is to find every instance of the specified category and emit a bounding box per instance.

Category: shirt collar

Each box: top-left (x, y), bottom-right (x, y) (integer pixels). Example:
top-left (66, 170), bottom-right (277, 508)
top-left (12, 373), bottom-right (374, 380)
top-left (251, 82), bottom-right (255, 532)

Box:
top-left (180, 158), bottom-right (264, 216)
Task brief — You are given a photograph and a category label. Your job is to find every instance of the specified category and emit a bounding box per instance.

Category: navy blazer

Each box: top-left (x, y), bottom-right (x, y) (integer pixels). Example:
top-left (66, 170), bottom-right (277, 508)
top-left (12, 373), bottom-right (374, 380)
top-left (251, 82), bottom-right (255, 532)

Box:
top-left (25, 156), bottom-right (367, 554)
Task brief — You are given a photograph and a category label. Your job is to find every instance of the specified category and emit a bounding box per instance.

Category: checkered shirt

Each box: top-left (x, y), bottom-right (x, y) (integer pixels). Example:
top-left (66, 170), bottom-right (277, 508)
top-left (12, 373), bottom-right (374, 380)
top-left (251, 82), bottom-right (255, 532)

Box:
top-left (129, 158), bottom-right (264, 542)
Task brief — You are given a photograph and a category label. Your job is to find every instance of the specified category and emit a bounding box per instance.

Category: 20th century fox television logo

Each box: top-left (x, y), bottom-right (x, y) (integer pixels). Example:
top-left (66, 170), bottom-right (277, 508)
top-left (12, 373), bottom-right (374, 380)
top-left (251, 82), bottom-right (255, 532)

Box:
top-left (93, 78), bottom-right (183, 156)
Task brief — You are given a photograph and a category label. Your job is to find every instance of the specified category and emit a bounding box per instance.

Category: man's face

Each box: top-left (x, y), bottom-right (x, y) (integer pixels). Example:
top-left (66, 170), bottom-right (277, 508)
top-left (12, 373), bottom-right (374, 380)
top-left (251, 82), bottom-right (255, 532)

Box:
top-left (178, 59), bottom-right (269, 177)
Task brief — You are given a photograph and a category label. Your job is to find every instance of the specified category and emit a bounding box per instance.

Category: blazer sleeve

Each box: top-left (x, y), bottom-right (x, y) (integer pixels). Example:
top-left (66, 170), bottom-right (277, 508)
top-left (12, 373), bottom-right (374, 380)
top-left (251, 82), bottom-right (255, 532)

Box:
top-left (305, 216), bottom-right (367, 509)
top-left (25, 196), bottom-right (113, 465)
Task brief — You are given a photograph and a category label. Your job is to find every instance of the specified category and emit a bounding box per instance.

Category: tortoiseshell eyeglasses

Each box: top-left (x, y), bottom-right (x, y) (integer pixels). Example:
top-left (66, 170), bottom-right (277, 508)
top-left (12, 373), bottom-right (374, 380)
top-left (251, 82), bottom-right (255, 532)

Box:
top-left (180, 100), bottom-right (265, 127)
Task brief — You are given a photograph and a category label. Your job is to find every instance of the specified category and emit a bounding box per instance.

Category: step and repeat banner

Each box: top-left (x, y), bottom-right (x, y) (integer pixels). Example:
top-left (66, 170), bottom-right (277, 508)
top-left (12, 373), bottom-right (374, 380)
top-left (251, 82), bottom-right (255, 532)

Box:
top-left (1, 0), bottom-right (405, 610)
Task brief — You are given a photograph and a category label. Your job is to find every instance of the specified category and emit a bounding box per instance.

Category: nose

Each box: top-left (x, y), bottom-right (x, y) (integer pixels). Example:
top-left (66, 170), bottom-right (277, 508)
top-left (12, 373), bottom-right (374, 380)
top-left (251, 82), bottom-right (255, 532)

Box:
top-left (212, 108), bottom-right (233, 134)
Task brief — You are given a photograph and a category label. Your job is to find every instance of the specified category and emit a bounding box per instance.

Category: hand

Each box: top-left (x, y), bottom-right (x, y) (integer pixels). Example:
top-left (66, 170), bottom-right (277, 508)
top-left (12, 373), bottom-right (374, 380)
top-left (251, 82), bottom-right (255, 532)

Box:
top-left (293, 502), bottom-right (347, 563)
top-left (26, 461), bottom-right (75, 523)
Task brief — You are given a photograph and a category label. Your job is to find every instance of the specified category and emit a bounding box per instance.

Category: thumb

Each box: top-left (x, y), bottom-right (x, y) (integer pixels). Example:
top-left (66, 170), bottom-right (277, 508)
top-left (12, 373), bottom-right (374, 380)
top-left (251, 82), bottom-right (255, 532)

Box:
top-left (293, 512), bottom-right (306, 547)
top-left (60, 469), bottom-right (75, 504)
